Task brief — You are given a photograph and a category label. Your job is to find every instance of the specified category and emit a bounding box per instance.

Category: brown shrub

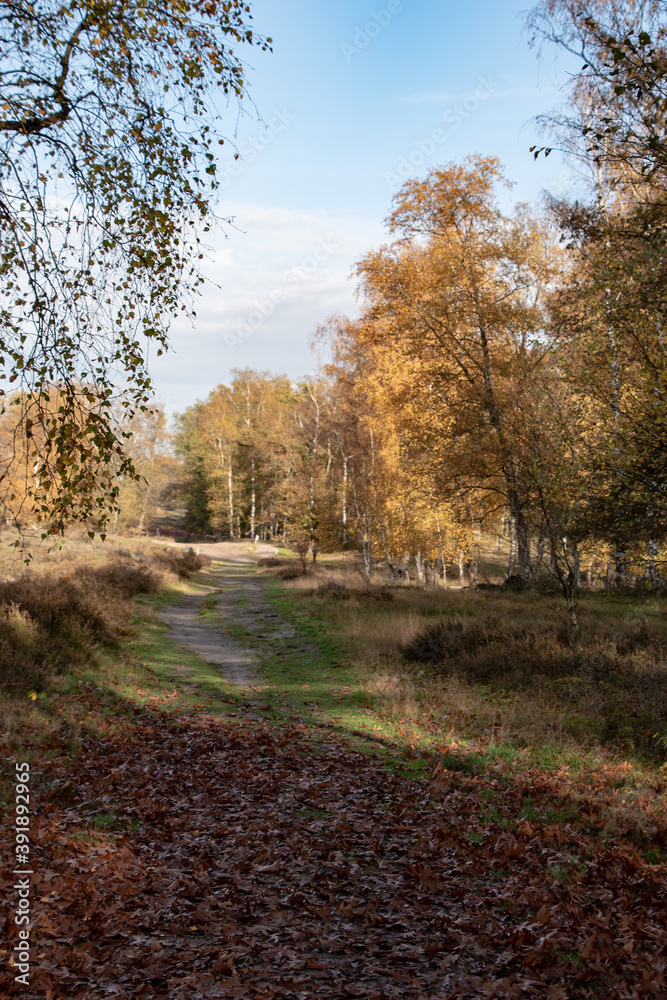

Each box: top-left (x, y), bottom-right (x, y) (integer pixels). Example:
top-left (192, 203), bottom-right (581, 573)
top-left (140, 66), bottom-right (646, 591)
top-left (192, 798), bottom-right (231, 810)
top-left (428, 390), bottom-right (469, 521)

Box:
top-left (0, 574), bottom-right (121, 647)
top-left (278, 567), bottom-right (305, 580)
top-left (401, 613), bottom-right (667, 759)
top-left (402, 615), bottom-right (533, 667)
top-left (0, 555), bottom-right (168, 694)
top-left (316, 580), bottom-right (396, 602)
top-left (149, 547), bottom-right (208, 578)
top-left (79, 560), bottom-right (161, 599)
top-left (257, 557), bottom-right (283, 567)
top-left (356, 587), bottom-right (395, 603)
top-left (317, 580), bottom-right (351, 599)
top-left (0, 604), bottom-right (51, 691)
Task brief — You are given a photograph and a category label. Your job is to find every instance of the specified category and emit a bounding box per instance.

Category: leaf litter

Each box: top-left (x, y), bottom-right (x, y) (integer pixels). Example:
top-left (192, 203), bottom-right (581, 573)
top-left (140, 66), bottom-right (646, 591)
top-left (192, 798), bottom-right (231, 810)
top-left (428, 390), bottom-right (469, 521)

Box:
top-left (1, 691), bottom-right (666, 999)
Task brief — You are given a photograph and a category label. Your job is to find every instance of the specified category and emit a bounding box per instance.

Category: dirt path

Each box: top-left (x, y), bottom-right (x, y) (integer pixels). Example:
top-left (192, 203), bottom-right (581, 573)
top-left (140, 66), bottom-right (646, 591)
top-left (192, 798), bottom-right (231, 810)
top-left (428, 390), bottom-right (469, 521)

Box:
top-left (2, 542), bottom-right (662, 1000)
top-left (159, 593), bottom-right (261, 687)
top-left (158, 541), bottom-right (296, 688)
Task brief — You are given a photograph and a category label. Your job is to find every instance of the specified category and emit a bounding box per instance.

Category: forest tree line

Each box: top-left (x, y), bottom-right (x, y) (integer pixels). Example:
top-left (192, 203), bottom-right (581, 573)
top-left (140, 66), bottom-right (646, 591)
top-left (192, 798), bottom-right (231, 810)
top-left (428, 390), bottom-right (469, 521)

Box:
top-left (130, 138), bottom-right (667, 627)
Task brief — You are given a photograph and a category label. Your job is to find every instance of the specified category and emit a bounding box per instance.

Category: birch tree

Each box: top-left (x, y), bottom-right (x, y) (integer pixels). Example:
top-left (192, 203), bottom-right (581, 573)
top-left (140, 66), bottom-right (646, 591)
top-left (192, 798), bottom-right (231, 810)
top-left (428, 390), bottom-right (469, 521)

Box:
top-left (0, 0), bottom-right (269, 538)
top-left (352, 156), bottom-right (557, 580)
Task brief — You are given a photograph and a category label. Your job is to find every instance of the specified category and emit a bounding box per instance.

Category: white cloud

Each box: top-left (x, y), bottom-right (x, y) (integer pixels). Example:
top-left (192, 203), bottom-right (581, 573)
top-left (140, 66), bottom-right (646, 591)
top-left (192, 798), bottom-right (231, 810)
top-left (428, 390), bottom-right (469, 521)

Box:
top-left (150, 202), bottom-right (383, 414)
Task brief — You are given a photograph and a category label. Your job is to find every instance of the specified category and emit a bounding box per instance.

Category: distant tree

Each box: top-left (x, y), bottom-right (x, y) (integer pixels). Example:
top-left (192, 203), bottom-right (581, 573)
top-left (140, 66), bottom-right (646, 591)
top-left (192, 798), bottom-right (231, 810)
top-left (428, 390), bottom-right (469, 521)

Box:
top-left (285, 379), bottom-right (340, 565)
top-left (176, 388), bottom-right (241, 538)
top-left (527, 1), bottom-right (667, 589)
top-left (547, 197), bottom-right (667, 578)
top-left (229, 369), bottom-right (292, 540)
top-left (174, 371), bottom-right (294, 541)
top-left (115, 404), bottom-right (176, 534)
top-left (0, 0), bottom-right (270, 539)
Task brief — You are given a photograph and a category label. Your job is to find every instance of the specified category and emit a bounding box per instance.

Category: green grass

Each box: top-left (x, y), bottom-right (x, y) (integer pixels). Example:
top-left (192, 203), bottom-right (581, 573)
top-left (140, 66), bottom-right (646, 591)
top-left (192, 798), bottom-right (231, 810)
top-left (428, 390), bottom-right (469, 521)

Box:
top-left (125, 593), bottom-right (254, 717)
top-left (229, 588), bottom-right (372, 716)
top-left (198, 592), bottom-right (223, 617)
top-left (89, 811), bottom-right (118, 830)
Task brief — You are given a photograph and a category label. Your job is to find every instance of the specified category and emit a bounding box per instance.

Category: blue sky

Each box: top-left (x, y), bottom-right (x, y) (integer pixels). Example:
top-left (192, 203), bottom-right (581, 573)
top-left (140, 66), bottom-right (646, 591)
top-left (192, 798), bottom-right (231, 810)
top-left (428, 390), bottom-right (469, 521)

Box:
top-left (152, 0), bottom-right (580, 415)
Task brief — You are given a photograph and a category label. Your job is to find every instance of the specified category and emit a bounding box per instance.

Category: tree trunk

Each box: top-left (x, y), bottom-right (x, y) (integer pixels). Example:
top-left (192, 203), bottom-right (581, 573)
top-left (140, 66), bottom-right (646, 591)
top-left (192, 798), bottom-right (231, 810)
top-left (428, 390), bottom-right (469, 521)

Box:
top-left (605, 562), bottom-right (615, 590)
top-left (435, 517), bottom-right (447, 589)
top-left (250, 452), bottom-right (256, 540)
top-left (648, 539), bottom-right (662, 589)
top-left (508, 514), bottom-right (517, 577)
top-left (548, 535), bottom-right (580, 636)
top-left (514, 505), bottom-right (533, 581)
top-left (615, 542), bottom-right (627, 588)
top-left (380, 533), bottom-right (396, 585)
top-left (349, 472), bottom-right (371, 585)
top-left (474, 314), bottom-right (533, 581)
top-left (573, 542), bottom-right (582, 589)
top-left (360, 535), bottom-right (371, 585)
top-left (565, 573), bottom-right (579, 633)
top-left (458, 551), bottom-right (465, 587)
top-left (227, 460), bottom-right (235, 539)
top-left (342, 457), bottom-right (348, 545)
top-left (415, 551), bottom-right (426, 587)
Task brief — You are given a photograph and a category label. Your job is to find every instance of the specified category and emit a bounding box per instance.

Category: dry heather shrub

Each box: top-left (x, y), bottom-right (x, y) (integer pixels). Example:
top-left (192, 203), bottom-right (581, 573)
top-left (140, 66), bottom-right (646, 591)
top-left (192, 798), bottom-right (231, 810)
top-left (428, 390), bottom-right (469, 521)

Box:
top-left (278, 567), bottom-right (305, 580)
top-left (0, 555), bottom-right (170, 694)
top-left (0, 574), bottom-right (121, 649)
top-left (149, 547), bottom-right (208, 578)
top-left (403, 616), bottom-right (546, 672)
top-left (0, 604), bottom-right (50, 691)
top-left (317, 580), bottom-right (351, 600)
top-left (316, 579), bottom-right (395, 602)
top-left (79, 560), bottom-right (161, 599)
top-left (357, 587), bottom-right (395, 603)
top-left (257, 557), bottom-right (283, 567)
top-left (401, 613), bottom-right (667, 759)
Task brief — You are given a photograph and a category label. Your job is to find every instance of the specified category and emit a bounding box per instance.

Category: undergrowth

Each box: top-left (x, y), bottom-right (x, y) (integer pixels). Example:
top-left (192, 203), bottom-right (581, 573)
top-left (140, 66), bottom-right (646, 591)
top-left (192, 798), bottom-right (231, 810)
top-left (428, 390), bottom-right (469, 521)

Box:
top-left (283, 573), bottom-right (667, 764)
top-left (401, 613), bottom-right (667, 760)
top-left (0, 545), bottom-right (208, 693)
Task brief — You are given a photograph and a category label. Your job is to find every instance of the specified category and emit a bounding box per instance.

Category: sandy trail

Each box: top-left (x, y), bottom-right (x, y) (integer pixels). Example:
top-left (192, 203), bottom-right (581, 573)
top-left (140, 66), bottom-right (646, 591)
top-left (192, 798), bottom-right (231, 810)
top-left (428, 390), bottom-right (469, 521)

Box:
top-left (158, 541), bottom-right (290, 687)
